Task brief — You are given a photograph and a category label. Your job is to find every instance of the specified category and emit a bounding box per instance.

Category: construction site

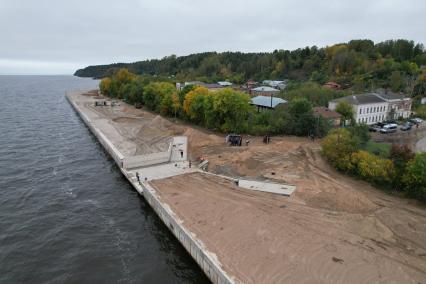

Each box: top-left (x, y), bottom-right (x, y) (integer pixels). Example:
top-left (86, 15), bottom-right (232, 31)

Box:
top-left (73, 90), bottom-right (426, 283)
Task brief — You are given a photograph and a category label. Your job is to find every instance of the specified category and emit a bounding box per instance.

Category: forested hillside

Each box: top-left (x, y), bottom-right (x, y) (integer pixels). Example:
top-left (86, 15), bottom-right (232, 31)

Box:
top-left (75, 39), bottom-right (426, 96)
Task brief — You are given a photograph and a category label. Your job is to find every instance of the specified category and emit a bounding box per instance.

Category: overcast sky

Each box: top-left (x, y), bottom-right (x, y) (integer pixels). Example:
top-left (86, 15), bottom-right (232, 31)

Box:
top-left (1, 0), bottom-right (425, 75)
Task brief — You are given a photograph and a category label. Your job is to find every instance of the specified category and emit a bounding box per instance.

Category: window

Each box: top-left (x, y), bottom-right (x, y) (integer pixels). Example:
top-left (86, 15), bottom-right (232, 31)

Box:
top-left (359, 108), bottom-right (362, 114)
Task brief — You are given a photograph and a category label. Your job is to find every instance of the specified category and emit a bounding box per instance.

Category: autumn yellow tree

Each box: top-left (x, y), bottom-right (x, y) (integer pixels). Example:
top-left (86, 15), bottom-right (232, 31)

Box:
top-left (183, 86), bottom-right (209, 122)
top-left (171, 93), bottom-right (181, 118)
top-left (351, 150), bottom-right (395, 183)
top-left (99, 77), bottom-right (111, 96)
top-left (321, 128), bottom-right (358, 171)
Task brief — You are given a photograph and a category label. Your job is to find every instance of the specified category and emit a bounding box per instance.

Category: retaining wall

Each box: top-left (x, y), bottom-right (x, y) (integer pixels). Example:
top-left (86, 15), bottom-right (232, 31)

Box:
top-left (142, 183), bottom-right (234, 284)
top-left (123, 146), bottom-right (172, 169)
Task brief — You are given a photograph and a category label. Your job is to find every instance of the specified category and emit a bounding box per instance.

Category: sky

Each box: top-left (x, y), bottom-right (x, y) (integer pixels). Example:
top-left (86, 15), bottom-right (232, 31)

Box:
top-left (0, 0), bottom-right (425, 75)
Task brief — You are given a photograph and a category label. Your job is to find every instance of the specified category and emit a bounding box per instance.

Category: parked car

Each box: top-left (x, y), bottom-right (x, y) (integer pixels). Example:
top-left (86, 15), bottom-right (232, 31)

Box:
top-left (380, 123), bottom-right (398, 133)
top-left (401, 123), bottom-right (412, 131)
top-left (368, 125), bottom-right (381, 132)
top-left (410, 118), bottom-right (423, 125)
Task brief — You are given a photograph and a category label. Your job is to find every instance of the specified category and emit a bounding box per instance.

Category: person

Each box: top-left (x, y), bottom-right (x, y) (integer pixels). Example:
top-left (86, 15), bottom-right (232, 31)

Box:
top-left (189, 161), bottom-right (192, 168)
top-left (245, 140), bottom-right (250, 146)
top-left (136, 172), bottom-right (140, 182)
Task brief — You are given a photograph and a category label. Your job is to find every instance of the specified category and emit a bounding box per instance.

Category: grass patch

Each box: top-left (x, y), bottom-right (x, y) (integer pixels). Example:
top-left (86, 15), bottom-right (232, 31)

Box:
top-left (363, 141), bottom-right (391, 158)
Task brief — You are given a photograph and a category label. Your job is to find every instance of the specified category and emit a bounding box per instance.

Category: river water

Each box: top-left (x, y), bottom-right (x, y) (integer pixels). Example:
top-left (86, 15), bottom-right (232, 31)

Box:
top-left (0, 75), bottom-right (208, 283)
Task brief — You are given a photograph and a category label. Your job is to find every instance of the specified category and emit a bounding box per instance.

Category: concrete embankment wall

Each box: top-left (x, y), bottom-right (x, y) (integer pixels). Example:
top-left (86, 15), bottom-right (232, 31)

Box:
top-left (123, 146), bottom-right (172, 169)
top-left (66, 94), bottom-right (234, 284)
top-left (142, 182), bottom-right (234, 284)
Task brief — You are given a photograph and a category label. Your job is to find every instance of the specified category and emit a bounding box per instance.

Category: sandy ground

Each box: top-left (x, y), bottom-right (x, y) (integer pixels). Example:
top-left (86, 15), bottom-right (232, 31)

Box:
top-left (76, 91), bottom-right (426, 283)
top-left (79, 93), bottom-right (187, 156)
top-left (150, 173), bottom-right (426, 283)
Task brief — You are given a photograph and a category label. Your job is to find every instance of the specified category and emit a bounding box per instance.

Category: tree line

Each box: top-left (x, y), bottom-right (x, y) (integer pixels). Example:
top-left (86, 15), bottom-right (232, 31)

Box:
top-left (77, 39), bottom-right (426, 98)
top-left (99, 68), bottom-right (331, 136)
top-left (322, 127), bottom-right (426, 201)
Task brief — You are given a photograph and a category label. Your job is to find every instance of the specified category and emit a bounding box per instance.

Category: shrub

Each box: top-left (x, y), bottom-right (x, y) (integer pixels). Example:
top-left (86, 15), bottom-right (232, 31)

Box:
top-left (351, 150), bottom-right (395, 184)
top-left (403, 153), bottom-right (426, 200)
top-left (321, 128), bottom-right (358, 171)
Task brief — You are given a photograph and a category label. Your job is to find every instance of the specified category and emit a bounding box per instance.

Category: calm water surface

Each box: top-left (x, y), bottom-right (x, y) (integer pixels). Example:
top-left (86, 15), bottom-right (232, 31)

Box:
top-left (0, 75), bottom-right (208, 283)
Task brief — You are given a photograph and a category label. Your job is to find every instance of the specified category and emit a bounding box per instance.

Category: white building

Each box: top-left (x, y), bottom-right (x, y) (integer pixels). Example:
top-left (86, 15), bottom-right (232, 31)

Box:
top-left (328, 93), bottom-right (389, 125)
top-left (375, 91), bottom-right (412, 119)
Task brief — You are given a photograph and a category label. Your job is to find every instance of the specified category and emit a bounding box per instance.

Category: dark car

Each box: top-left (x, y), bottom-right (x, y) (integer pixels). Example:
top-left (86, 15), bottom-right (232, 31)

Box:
top-left (368, 125), bottom-right (381, 132)
top-left (401, 123), bottom-right (412, 131)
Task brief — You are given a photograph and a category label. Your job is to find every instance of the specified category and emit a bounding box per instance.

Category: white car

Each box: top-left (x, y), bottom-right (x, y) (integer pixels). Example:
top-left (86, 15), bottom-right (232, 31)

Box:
top-left (411, 118), bottom-right (423, 124)
top-left (380, 124), bottom-right (398, 133)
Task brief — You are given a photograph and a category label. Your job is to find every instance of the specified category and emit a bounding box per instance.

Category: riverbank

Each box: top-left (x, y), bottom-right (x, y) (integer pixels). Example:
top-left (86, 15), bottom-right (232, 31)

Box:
top-left (67, 90), bottom-right (426, 283)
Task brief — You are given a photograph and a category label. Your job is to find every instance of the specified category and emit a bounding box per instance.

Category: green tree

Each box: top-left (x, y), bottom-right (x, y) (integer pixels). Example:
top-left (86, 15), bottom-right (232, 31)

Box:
top-left (402, 153), bottom-right (426, 199)
top-left (348, 124), bottom-right (370, 147)
top-left (143, 82), bottom-right (175, 112)
top-left (321, 128), bottom-right (358, 171)
top-left (335, 101), bottom-right (354, 125)
top-left (126, 79), bottom-right (144, 104)
top-left (212, 88), bottom-right (251, 132)
top-left (390, 71), bottom-right (404, 92)
top-left (389, 144), bottom-right (415, 189)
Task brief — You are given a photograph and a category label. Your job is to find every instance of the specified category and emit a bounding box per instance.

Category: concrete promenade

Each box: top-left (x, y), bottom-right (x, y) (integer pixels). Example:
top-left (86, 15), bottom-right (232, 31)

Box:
top-left (66, 92), bottom-right (234, 284)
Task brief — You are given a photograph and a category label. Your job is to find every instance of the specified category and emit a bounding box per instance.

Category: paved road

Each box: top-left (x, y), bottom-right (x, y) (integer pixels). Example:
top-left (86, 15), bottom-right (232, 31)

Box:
top-left (416, 135), bottom-right (426, 152)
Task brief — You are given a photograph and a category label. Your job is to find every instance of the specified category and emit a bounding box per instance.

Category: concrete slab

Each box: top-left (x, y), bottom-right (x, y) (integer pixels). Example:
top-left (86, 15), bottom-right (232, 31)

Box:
top-left (238, 179), bottom-right (295, 196)
top-left (128, 161), bottom-right (198, 182)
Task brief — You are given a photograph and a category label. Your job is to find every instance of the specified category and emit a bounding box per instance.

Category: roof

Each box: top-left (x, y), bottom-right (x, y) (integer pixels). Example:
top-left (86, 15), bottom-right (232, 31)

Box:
top-left (251, 96), bottom-right (287, 108)
top-left (313, 107), bottom-right (342, 119)
top-left (203, 83), bottom-right (224, 89)
top-left (374, 91), bottom-right (409, 101)
top-left (185, 81), bottom-right (224, 89)
top-left (251, 86), bottom-right (280, 92)
top-left (331, 93), bottom-right (386, 105)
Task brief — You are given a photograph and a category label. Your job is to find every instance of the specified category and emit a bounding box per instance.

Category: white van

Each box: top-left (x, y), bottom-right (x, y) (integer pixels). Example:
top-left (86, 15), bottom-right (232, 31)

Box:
top-left (380, 124), bottom-right (397, 133)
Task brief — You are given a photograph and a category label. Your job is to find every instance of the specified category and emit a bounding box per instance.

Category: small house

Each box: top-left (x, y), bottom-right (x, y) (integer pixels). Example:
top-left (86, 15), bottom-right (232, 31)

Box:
top-left (251, 96), bottom-right (287, 112)
top-left (250, 86), bottom-right (280, 97)
top-left (313, 107), bottom-right (342, 127)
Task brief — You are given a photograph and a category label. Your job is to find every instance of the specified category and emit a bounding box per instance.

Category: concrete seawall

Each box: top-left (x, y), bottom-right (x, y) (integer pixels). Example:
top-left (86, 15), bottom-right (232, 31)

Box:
top-left (66, 93), bottom-right (234, 284)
